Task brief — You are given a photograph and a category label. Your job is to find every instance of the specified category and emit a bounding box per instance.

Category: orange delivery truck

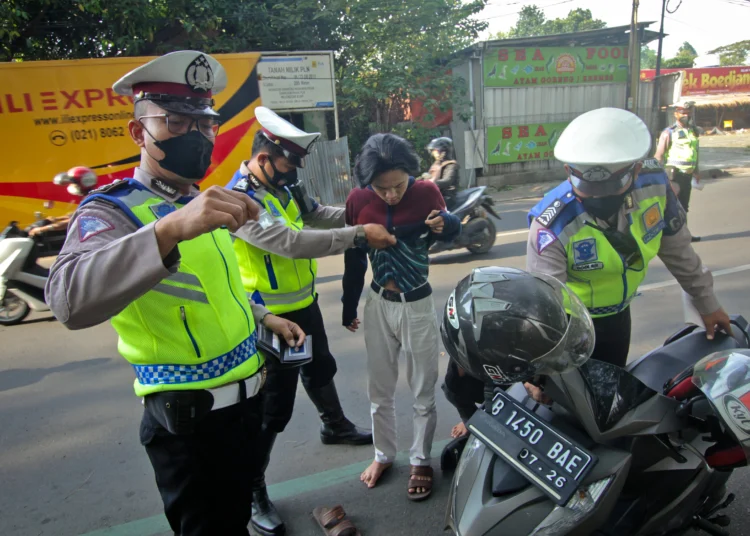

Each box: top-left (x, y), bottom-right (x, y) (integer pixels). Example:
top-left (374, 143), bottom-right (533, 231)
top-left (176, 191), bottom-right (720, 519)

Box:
top-left (0, 53), bottom-right (262, 227)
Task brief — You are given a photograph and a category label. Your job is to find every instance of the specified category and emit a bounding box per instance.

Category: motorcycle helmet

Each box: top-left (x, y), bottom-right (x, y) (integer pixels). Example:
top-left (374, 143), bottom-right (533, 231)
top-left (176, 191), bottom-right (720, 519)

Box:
top-left (426, 137), bottom-right (455, 160)
top-left (441, 267), bottom-right (595, 385)
top-left (53, 166), bottom-right (98, 196)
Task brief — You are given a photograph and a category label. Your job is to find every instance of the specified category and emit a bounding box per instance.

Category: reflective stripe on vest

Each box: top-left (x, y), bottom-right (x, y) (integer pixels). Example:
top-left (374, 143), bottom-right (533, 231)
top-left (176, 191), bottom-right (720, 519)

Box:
top-left (552, 176), bottom-right (669, 318)
top-left (664, 127), bottom-right (698, 173)
top-left (132, 332), bottom-right (258, 385)
top-left (233, 185), bottom-right (317, 315)
top-left (82, 180), bottom-right (263, 396)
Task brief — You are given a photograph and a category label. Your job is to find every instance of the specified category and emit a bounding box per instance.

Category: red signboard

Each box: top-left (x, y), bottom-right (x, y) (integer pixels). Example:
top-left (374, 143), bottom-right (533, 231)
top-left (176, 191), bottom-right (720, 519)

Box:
top-left (640, 66), bottom-right (750, 95)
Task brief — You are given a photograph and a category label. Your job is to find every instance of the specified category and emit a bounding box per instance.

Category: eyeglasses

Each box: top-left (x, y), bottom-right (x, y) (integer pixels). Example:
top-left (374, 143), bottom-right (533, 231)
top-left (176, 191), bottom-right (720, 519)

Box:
top-left (138, 113), bottom-right (221, 138)
top-left (584, 221), bottom-right (643, 269)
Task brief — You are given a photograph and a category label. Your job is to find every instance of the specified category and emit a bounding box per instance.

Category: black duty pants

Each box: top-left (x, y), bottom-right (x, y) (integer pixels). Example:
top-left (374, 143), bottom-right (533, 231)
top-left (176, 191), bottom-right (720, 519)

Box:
top-left (671, 169), bottom-right (693, 213)
top-left (261, 298), bottom-right (338, 433)
top-left (141, 395), bottom-right (263, 536)
top-left (590, 307), bottom-right (632, 368)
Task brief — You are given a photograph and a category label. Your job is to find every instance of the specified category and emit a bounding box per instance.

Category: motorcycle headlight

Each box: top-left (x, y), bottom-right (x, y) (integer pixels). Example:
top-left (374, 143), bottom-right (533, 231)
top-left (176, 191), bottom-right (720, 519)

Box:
top-left (529, 476), bottom-right (613, 536)
top-left (455, 437), bottom-right (483, 483)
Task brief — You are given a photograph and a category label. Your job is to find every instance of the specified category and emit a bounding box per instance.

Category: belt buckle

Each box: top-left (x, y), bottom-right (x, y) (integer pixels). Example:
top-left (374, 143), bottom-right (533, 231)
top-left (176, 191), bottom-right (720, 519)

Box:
top-left (383, 288), bottom-right (399, 301)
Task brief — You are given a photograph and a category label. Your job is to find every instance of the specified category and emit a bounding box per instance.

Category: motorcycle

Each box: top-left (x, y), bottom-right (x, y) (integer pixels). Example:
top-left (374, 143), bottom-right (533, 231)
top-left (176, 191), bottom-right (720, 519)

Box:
top-left (0, 166), bottom-right (97, 325)
top-left (446, 315), bottom-right (750, 536)
top-left (429, 186), bottom-right (501, 255)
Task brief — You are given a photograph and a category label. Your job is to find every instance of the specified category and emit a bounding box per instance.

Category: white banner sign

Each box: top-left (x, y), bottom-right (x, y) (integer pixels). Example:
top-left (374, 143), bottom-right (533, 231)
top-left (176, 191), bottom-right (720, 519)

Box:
top-left (257, 54), bottom-right (335, 111)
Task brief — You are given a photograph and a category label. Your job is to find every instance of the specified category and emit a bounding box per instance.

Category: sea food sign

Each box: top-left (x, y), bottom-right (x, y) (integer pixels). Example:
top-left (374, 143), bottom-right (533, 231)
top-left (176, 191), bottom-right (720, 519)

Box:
top-left (487, 121), bottom-right (570, 164)
top-left (483, 46), bottom-right (629, 87)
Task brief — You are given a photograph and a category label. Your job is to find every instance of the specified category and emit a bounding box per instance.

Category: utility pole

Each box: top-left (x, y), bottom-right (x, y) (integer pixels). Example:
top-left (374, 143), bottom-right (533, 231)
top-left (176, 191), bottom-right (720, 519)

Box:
top-left (626, 0), bottom-right (641, 113)
top-left (652, 0), bottom-right (668, 115)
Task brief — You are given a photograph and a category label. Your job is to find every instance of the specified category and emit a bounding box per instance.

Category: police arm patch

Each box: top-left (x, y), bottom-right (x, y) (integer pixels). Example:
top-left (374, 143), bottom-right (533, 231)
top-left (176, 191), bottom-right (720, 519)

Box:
top-left (536, 199), bottom-right (564, 228)
top-left (78, 216), bottom-right (114, 242)
top-left (536, 229), bottom-right (557, 254)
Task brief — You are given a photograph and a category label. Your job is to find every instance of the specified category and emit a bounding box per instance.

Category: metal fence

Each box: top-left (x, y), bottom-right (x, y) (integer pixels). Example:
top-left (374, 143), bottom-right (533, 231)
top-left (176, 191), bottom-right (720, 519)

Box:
top-left (297, 136), bottom-right (355, 206)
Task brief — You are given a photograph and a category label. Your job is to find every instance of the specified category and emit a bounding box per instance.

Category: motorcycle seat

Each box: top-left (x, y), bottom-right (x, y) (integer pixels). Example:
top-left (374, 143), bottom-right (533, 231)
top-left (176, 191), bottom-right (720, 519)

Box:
top-left (627, 330), bottom-right (745, 392)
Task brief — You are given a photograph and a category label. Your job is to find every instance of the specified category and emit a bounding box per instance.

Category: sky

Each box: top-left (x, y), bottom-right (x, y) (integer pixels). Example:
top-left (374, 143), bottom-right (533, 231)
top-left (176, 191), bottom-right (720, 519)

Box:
top-left (475, 0), bottom-right (750, 63)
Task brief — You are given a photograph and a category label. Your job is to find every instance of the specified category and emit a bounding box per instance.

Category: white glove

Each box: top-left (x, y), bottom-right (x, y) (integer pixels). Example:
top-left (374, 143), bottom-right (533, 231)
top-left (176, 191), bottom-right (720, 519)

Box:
top-left (692, 176), bottom-right (704, 191)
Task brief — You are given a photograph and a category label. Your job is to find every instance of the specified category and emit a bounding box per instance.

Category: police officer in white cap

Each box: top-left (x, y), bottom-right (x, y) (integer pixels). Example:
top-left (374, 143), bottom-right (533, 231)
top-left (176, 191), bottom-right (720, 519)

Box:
top-left (227, 107), bottom-right (395, 536)
top-left (526, 107), bottom-right (731, 367)
top-left (46, 51), bottom-right (306, 535)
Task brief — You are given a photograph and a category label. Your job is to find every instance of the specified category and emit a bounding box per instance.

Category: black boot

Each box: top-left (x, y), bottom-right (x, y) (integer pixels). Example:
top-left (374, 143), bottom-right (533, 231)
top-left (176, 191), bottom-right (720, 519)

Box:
top-left (250, 429), bottom-right (285, 535)
top-left (306, 381), bottom-right (373, 446)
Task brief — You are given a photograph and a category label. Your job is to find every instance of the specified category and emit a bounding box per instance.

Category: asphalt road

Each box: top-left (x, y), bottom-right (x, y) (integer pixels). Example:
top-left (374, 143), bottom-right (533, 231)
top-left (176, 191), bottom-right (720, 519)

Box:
top-left (1, 171), bottom-right (749, 536)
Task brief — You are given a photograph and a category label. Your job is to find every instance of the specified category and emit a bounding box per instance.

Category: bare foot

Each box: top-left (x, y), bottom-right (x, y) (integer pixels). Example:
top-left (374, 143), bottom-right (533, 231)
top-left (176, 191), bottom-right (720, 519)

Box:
top-left (451, 421), bottom-right (468, 438)
top-left (360, 460), bottom-right (392, 489)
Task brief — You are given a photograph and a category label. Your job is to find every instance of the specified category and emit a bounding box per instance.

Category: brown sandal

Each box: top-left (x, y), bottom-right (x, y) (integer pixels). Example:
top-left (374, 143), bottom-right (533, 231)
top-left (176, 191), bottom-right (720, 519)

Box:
top-left (407, 465), bottom-right (434, 501)
top-left (312, 505), bottom-right (362, 536)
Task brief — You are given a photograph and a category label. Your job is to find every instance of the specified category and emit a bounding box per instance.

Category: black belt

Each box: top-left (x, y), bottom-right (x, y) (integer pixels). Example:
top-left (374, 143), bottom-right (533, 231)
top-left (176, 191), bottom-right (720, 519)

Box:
top-left (371, 281), bottom-right (432, 303)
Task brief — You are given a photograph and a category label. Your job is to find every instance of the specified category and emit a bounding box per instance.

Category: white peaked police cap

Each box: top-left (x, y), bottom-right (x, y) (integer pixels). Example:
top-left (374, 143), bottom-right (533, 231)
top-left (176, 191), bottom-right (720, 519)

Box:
top-left (112, 51), bottom-right (227, 117)
top-left (255, 106), bottom-right (321, 167)
top-left (554, 107), bottom-right (652, 197)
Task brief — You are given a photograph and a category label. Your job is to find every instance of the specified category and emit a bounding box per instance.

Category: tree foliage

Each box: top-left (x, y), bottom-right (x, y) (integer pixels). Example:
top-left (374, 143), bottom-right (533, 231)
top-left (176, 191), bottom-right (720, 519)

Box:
top-left (662, 41), bottom-right (698, 69)
top-left (641, 45), bottom-right (657, 69)
top-left (493, 6), bottom-right (606, 39)
top-left (1, 0), bottom-right (487, 158)
top-left (709, 40), bottom-right (750, 67)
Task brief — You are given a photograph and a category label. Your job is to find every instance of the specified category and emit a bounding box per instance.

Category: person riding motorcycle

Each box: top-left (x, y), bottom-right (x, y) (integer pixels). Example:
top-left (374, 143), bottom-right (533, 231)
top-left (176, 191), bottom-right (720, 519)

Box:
top-left (439, 266), bottom-right (594, 468)
top-left (423, 137), bottom-right (461, 206)
top-left (28, 167), bottom-right (98, 237)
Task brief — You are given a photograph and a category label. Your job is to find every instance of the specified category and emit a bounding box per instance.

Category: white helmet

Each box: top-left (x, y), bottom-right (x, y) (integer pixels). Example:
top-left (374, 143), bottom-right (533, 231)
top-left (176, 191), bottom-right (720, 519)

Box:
top-left (554, 108), bottom-right (651, 197)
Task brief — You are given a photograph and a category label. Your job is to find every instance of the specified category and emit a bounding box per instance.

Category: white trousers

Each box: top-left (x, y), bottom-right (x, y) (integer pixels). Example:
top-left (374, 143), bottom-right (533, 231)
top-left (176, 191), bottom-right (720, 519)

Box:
top-left (363, 289), bottom-right (439, 466)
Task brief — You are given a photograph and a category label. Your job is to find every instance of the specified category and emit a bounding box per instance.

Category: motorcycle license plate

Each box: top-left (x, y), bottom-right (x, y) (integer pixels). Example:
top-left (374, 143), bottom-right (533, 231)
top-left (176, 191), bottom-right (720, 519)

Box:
top-left (466, 390), bottom-right (597, 505)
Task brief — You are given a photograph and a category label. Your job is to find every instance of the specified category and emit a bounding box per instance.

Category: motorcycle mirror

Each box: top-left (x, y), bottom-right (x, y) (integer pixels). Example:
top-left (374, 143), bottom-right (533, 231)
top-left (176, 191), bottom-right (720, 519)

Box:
top-left (43, 201), bottom-right (55, 209)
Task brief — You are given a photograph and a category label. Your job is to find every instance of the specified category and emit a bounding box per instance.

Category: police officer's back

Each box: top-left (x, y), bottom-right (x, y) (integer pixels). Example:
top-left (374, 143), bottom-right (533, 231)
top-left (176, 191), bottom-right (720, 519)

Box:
top-left (45, 51), bottom-right (305, 536)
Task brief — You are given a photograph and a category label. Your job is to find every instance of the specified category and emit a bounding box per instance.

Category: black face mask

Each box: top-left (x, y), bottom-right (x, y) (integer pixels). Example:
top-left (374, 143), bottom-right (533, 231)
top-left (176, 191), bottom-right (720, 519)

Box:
top-left (261, 157), bottom-right (298, 188)
top-left (581, 193), bottom-right (627, 221)
top-left (151, 130), bottom-right (214, 180)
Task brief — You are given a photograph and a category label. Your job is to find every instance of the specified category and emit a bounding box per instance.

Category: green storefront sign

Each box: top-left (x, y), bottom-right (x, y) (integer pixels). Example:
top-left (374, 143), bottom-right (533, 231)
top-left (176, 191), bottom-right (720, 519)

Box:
top-left (483, 45), bottom-right (629, 88)
top-left (487, 122), bottom-right (570, 165)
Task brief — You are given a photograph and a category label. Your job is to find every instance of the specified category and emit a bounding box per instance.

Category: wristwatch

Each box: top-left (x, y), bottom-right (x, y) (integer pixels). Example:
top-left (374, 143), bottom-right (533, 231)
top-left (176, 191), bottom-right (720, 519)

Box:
top-left (353, 225), bottom-right (368, 248)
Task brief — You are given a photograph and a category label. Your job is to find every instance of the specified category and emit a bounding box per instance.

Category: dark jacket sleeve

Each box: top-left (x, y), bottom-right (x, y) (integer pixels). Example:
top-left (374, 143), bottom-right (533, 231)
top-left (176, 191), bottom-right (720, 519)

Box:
top-left (434, 163), bottom-right (459, 190)
top-left (341, 191), bottom-right (367, 326)
top-left (436, 211), bottom-right (462, 242)
top-left (342, 247), bottom-right (368, 326)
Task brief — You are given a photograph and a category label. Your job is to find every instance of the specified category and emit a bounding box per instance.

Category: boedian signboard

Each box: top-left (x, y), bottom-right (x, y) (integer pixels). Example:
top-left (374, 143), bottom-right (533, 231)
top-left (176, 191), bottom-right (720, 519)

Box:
top-left (640, 66), bottom-right (750, 95)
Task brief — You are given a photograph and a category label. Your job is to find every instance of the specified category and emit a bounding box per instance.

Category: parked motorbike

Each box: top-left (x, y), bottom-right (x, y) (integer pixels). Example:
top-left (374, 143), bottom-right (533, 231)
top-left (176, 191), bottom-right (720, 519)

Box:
top-left (429, 186), bottom-right (501, 255)
top-left (0, 166), bottom-right (97, 325)
top-left (447, 316), bottom-right (750, 536)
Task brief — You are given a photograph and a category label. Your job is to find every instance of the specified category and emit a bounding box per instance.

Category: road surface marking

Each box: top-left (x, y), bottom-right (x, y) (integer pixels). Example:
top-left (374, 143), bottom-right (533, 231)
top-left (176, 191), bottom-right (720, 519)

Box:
top-left (79, 439), bottom-right (453, 536)
top-left (496, 229), bottom-right (528, 238)
top-left (640, 264), bottom-right (750, 292)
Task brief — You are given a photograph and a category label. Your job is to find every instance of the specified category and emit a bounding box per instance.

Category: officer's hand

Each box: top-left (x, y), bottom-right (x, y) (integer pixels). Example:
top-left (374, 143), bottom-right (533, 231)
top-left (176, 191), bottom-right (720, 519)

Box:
top-left (701, 307), bottom-right (733, 341)
top-left (263, 314), bottom-right (306, 348)
top-left (524, 382), bottom-right (552, 405)
top-left (425, 210), bottom-right (445, 234)
top-left (345, 318), bottom-right (361, 333)
top-left (155, 186), bottom-right (260, 256)
top-left (363, 224), bottom-right (396, 249)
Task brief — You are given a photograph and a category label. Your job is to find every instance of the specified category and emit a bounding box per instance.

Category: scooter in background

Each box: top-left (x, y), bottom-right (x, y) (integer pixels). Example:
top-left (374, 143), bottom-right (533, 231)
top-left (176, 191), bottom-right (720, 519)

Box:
top-left (430, 186), bottom-right (501, 256)
top-left (0, 167), bottom-right (97, 325)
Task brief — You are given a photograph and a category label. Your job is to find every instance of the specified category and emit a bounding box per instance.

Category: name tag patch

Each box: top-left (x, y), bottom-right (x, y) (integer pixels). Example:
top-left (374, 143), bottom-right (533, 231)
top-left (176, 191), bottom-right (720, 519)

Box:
top-left (642, 203), bottom-right (665, 243)
top-left (572, 261), bottom-right (604, 272)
